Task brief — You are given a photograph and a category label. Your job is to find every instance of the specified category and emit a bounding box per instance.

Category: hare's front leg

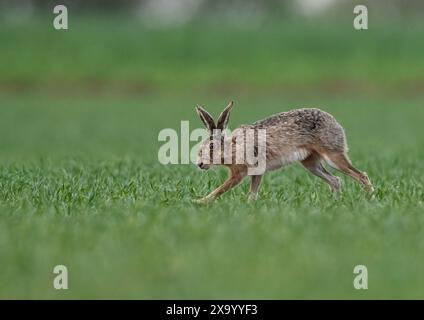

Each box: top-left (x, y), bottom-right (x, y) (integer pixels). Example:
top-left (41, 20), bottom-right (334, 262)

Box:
top-left (248, 175), bottom-right (263, 201)
top-left (195, 166), bottom-right (247, 204)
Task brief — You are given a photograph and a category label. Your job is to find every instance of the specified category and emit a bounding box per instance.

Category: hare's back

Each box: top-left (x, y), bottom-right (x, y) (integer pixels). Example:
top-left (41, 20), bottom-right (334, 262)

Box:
top-left (253, 108), bottom-right (346, 151)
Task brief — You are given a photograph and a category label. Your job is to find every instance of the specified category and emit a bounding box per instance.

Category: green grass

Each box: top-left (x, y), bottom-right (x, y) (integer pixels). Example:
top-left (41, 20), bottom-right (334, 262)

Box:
top-left (1, 94), bottom-right (423, 299)
top-left (0, 15), bottom-right (424, 299)
top-left (2, 16), bottom-right (424, 90)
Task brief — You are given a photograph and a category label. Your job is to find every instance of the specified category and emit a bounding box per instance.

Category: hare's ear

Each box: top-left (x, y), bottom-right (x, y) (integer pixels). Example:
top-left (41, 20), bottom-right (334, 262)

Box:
top-left (195, 105), bottom-right (216, 132)
top-left (216, 101), bottom-right (234, 130)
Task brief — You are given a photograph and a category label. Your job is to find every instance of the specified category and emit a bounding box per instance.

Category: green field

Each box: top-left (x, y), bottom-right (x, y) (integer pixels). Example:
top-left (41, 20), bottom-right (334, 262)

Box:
top-left (0, 15), bottom-right (424, 299)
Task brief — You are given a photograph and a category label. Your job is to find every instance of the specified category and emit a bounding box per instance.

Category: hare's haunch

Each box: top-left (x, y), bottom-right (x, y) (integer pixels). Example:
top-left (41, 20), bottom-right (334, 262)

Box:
top-left (194, 101), bottom-right (373, 203)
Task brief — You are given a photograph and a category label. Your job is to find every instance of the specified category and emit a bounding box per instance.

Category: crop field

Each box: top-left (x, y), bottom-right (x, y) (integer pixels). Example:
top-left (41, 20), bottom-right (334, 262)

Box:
top-left (0, 15), bottom-right (423, 299)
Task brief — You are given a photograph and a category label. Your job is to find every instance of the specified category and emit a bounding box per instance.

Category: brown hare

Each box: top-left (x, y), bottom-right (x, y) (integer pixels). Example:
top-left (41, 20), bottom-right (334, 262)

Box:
top-left (194, 101), bottom-right (373, 203)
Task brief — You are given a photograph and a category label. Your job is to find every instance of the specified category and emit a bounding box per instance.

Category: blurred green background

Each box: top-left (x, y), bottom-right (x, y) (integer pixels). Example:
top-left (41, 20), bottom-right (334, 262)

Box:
top-left (0, 0), bottom-right (423, 299)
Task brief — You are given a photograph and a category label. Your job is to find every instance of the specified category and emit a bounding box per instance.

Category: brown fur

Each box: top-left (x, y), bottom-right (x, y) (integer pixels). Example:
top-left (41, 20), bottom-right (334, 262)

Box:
top-left (194, 102), bottom-right (373, 203)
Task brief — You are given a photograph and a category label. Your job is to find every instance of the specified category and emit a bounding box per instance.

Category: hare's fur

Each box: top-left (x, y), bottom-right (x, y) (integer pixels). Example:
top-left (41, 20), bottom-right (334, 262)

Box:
top-left (194, 102), bottom-right (373, 203)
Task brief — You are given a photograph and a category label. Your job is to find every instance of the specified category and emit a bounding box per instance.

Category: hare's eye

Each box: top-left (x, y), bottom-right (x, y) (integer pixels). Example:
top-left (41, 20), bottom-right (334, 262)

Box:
top-left (209, 144), bottom-right (214, 150)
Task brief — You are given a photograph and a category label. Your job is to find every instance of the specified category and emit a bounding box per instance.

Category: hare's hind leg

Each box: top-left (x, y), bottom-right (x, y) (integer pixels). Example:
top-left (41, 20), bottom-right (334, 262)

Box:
top-left (301, 152), bottom-right (341, 192)
top-left (323, 152), bottom-right (373, 192)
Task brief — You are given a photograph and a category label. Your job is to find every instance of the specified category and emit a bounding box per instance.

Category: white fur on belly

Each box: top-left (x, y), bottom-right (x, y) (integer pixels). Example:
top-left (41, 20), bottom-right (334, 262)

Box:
top-left (266, 148), bottom-right (310, 171)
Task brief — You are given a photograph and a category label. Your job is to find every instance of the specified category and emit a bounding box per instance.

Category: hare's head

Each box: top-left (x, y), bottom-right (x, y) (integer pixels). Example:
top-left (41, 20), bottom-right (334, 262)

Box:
top-left (195, 101), bottom-right (234, 170)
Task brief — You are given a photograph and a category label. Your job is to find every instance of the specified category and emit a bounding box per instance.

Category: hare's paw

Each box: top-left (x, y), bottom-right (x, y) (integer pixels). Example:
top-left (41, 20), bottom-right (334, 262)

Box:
top-left (192, 197), bottom-right (214, 205)
top-left (247, 193), bottom-right (258, 202)
top-left (365, 186), bottom-right (376, 200)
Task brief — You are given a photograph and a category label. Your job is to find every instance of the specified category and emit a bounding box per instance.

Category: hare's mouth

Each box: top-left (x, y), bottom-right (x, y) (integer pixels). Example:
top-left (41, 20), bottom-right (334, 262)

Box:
top-left (198, 162), bottom-right (211, 170)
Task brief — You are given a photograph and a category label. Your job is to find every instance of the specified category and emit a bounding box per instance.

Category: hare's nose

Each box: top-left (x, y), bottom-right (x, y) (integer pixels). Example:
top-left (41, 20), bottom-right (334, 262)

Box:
top-left (198, 162), bottom-right (204, 169)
